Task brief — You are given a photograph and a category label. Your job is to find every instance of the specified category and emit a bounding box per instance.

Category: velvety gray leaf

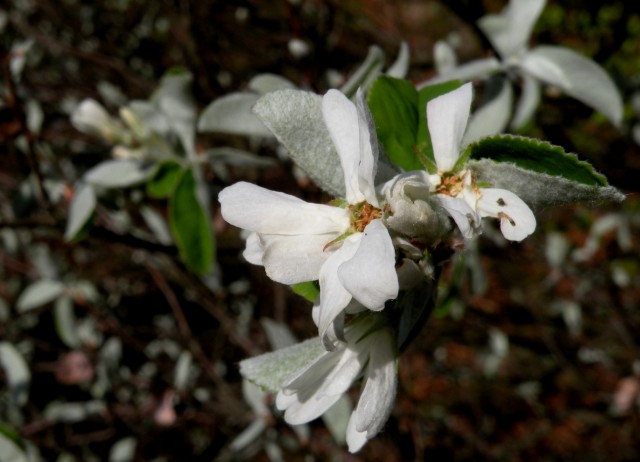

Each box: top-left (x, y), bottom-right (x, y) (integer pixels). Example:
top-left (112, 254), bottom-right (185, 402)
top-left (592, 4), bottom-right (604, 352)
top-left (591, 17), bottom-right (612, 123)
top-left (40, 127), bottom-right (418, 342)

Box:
top-left (469, 158), bottom-right (626, 208)
top-left (240, 337), bottom-right (325, 392)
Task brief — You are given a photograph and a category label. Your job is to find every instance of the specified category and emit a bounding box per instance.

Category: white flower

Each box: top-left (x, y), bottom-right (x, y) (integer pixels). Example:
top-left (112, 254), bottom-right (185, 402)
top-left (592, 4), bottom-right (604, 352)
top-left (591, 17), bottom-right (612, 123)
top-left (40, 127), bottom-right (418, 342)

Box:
top-left (426, 83), bottom-right (536, 242)
top-left (219, 89), bottom-right (398, 345)
top-left (71, 99), bottom-right (119, 142)
top-left (421, 0), bottom-right (622, 130)
top-left (275, 317), bottom-right (397, 453)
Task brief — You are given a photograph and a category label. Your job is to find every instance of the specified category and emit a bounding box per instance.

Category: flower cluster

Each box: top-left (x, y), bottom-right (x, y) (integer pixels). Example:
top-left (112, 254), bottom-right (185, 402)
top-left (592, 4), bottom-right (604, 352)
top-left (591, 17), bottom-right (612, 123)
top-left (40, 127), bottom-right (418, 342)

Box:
top-left (220, 83), bottom-right (538, 451)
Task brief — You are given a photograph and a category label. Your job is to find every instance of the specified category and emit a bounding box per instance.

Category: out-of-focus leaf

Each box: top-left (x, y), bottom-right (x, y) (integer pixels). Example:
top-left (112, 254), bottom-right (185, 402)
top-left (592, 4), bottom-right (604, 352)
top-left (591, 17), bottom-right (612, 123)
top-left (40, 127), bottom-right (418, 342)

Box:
top-left (16, 279), bottom-right (65, 312)
top-left (291, 281), bottom-right (319, 303)
top-left (153, 72), bottom-right (197, 154)
top-left (198, 93), bottom-right (271, 137)
top-left (169, 170), bottom-right (214, 274)
top-left (0, 427), bottom-right (27, 462)
top-left (64, 184), bottom-right (96, 242)
top-left (84, 160), bottom-right (157, 188)
top-left (205, 147), bottom-right (275, 168)
top-left (146, 161), bottom-right (184, 199)
top-left (43, 401), bottom-right (106, 423)
top-left (248, 73), bottom-right (296, 94)
top-left (260, 318), bottom-right (298, 351)
top-left (109, 437), bottom-right (137, 462)
top-left (340, 45), bottom-right (385, 97)
top-left (173, 351), bottom-right (193, 392)
top-left (0, 342), bottom-right (30, 406)
top-left (386, 41), bottom-right (410, 79)
top-left (521, 45), bottom-right (623, 127)
top-left (322, 396), bottom-right (352, 445)
top-left (140, 206), bottom-right (173, 245)
top-left (240, 337), bottom-right (325, 392)
top-left (54, 296), bottom-right (81, 349)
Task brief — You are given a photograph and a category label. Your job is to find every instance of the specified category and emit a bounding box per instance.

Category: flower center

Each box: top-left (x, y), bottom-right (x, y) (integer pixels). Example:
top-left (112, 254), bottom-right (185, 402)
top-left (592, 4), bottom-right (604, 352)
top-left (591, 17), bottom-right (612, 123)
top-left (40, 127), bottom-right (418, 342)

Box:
top-left (349, 201), bottom-right (382, 232)
top-left (436, 170), bottom-right (479, 198)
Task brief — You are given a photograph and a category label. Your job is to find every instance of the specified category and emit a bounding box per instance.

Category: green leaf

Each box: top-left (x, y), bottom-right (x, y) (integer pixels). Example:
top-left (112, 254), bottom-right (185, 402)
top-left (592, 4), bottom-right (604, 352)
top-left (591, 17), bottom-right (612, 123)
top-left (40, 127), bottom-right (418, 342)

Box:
top-left (147, 161), bottom-right (184, 199)
top-left (466, 134), bottom-right (608, 186)
top-left (240, 337), bottom-right (325, 392)
top-left (367, 76), bottom-right (421, 171)
top-left (169, 170), bottom-right (214, 274)
top-left (16, 279), bottom-right (65, 312)
top-left (291, 281), bottom-right (320, 302)
top-left (468, 158), bottom-right (625, 208)
top-left (416, 80), bottom-right (464, 169)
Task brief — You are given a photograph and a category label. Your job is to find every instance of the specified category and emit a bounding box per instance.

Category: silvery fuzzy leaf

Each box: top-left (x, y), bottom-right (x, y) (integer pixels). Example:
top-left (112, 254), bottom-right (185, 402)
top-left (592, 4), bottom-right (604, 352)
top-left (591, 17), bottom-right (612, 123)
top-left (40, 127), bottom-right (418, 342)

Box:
top-left (511, 73), bottom-right (541, 130)
top-left (253, 90), bottom-right (345, 196)
top-left (469, 158), bottom-right (625, 208)
top-left (477, 0), bottom-right (546, 58)
top-left (84, 159), bottom-right (157, 188)
top-left (197, 93), bottom-right (272, 137)
top-left (463, 78), bottom-right (513, 146)
top-left (340, 45), bottom-right (385, 97)
top-left (240, 337), bottom-right (325, 392)
top-left (521, 45), bottom-right (623, 127)
top-left (248, 73), bottom-right (297, 94)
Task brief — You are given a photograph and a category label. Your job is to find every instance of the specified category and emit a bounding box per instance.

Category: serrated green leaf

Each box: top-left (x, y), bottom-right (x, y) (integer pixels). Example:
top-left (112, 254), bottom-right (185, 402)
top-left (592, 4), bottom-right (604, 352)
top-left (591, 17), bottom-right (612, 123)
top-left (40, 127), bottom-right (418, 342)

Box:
top-left (416, 80), bottom-right (464, 169)
top-left (169, 170), bottom-right (214, 274)
top-left (16, 279), bottom-right (65, 312)
top-left (240, 337), bottom-right (325, 392)
top-left (147, 161), bottom-right (184, 199)
top-left (291, 281), bottom-right (320, 302)
top-left (466, 134), bottom-right (608, 186)
top-left (468, 158), bottom-right (625, 208)
top-left (367, 76), bottom-right (421, 171)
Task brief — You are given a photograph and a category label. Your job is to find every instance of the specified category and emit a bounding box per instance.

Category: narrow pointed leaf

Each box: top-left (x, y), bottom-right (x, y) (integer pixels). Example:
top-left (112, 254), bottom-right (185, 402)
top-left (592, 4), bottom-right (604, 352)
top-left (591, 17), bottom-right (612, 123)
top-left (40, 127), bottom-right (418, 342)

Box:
top-left (64, 184), bottom-right (96, 241)
top-left (16, 279), bottom-right (65, 312)
top-left (169, 170), bottom-right (214, 274)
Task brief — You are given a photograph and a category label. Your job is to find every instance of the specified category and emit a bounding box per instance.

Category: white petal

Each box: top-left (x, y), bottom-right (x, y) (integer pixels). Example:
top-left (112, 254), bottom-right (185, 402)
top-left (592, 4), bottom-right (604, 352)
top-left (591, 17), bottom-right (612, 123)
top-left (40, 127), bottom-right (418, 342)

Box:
top-left (317, 236), bottom-right (361, 344)
top-left (219, 182), bottom-right (349, 235)
top-left (322, 89), bottom-right (365, 204)
top-left (242, 232), bottom-right (263, 265)
top-left (355, 89), bottom-right (379, 206)
top-left (519, 49), bottom-right (570, 89)
top-left (354, 329), bottom-right (397, 436)
top-left (477, 188), bottom-right (536, 241)
top-left (346, 413), bottom-right (368, 453)
top-left (338, 220), bottom-right (398, 311)
top-left (418, 57), bottom-right (501, 87)
top-left (260, 234), bottom-right (335, 284)
top-left (433, 40), bottom-right (458, 75)
top-left (280, 389), bottom-right (344, 425)
top-left (437, 194), bottom-right (481, 239)
top-left (462, 78), bottom-right (513, 146)
top-left (385, 41), bottom-right (410, 79)
top-left (71, 99), bottom-right (112, 138)
top-left (427, 83), bottom-right (473, 172)
top-left (477, 0), bottom-right (546, 59)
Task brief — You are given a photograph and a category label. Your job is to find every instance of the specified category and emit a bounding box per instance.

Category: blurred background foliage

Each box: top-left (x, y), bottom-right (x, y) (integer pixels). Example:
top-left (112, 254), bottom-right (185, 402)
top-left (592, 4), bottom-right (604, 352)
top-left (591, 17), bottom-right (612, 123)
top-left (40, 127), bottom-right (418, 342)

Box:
top-left (1, 0), bottom-right (640, 460)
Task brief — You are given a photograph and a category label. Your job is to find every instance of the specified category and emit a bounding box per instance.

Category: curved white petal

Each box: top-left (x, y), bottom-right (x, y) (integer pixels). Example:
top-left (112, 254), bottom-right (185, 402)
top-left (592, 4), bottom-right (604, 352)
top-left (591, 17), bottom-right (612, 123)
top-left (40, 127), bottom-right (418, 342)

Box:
top-left (260, 234), bottom-right (336, 284)
top-left (386, 41), bottom-right (410, 79)
top-left (219, 182), bottom-right (349, 235)
top-left (355, 90), bottom-right (379, 206)
top-left (519, 49), bottom-right (570, 89)
top-left (242, 232), bottom-right (263, 265)
top-left (280, 389), bottom-right (344, 425)
top-left (354, 329), bottom-right (397, 436)
top-left (477, 188), bottom-right (536, 241)
top-left (317, 235), bottom-right (361, 344)
top-left (323, 89), bottom-right (365, 204)
top-left (338, 220), bottom-right (398, 311)
top-left (418, 57), bottom-right (501, 87)
top-left (433, 40), bottom-right (458, 75)
top-left (437, 194), bottom-right (481, 239)
top-left (427, 83), bottom-right (473, 172)
top-left (71, 99), bottom-right (112, 138)
top-left (346, 413), bottom-right (368, 453)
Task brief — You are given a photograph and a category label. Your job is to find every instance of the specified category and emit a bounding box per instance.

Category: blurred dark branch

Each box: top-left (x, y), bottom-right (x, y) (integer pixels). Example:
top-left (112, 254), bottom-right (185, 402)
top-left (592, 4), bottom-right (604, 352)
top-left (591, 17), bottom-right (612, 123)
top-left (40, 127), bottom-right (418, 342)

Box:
top-left (2, 55), bottom-right (50, 209)
top-left (8, 15), bottom-right (151, 92)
